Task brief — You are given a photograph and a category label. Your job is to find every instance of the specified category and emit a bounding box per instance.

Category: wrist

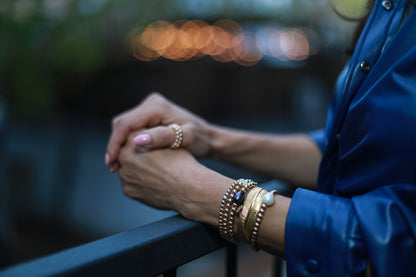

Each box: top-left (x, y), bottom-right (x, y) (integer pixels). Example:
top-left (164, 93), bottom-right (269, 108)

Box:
top-left (207, 124), bottom-right (231, 159)
top-left (216, 178), bottom-right (288, 256)
top-left (175, 166), bottom-right (233, 227)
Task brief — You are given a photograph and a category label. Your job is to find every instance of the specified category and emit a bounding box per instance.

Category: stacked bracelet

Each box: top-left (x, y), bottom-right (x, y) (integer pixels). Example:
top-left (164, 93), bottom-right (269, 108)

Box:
top-left (218, 179), bottom-right (257, 242)
top-left (218, 178), bottom-right (279, 250)
top-left (218, 180), bottom-right (242, 241)
top-left (227, 180), bottom-right (257, 242)
top-left (238, 187), bottom-right (263, 242)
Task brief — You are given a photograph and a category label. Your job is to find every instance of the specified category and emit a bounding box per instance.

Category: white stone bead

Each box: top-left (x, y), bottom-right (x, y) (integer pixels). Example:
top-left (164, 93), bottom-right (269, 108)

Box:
top-left (262, 192), bottom-right (275, 206)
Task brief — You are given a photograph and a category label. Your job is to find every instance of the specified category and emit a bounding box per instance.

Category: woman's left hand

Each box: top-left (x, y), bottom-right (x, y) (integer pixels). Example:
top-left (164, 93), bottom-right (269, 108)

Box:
top-left (118, 132), bottom-right (233, 225)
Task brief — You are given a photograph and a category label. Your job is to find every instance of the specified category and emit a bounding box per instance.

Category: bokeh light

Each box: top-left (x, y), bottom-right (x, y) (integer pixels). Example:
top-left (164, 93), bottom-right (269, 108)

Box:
top-left (129, 19), bottom-right (320, 66)
top-left (280, 28), bottom-right (310, 61)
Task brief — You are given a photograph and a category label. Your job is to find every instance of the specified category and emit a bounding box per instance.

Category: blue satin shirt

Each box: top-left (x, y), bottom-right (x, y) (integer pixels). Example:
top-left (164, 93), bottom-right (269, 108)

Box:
top-left (285, 1), bottom-right (416, 276)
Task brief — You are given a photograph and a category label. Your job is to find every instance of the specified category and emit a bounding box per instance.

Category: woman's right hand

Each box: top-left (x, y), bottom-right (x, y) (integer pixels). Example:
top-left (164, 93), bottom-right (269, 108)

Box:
top-left (105, 93), bottom-right (214, 170)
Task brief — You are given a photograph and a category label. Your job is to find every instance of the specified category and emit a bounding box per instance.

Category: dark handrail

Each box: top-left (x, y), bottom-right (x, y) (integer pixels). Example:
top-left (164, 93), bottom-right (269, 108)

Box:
top-left (0, 216), bottom-right (229, 277)
top-left (0, 182), bottom-right (284, 277)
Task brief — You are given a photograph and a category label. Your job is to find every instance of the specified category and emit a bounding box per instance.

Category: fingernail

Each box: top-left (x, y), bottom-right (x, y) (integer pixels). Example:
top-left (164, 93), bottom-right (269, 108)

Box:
top-left (134, 134), bottom-right (152, 146)
top-left (105, 153), bottom-right (110, 165)
top-left (109, 165), bottom-right (115, 173)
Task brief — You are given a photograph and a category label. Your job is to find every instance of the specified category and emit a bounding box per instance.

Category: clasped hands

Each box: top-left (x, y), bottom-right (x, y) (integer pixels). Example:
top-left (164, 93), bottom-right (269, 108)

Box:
top-left (105, 92), bottom-right (293, 256)
top-left (105, 93), bottom-right (231, 225)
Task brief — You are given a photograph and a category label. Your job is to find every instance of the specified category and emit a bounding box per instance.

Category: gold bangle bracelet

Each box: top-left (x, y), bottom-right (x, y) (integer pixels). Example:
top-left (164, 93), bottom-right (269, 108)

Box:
top-left (237, 187), bottom-right (263, 242)
top-left (244, 189), bottom-right (267, 245)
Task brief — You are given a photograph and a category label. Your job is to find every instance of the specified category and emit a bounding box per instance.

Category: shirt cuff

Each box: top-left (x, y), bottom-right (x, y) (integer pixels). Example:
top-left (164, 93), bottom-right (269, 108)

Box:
top-left (308, 129), bottom-right (325, 153)
top-left (285, 188), bottom-right (367, 276)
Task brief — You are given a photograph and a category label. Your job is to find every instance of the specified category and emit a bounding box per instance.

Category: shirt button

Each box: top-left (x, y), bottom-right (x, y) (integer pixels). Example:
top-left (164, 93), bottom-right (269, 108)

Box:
top-left (306, 259), bottom-right (320, 274)
top-left (382, 1), bottom-right (393, 10)
top-left (360, 61), bottom-right (371, 73)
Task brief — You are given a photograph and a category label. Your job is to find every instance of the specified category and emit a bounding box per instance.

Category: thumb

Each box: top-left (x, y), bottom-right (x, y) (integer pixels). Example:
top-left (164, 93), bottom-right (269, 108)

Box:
top-left (133, 125), bottom-right (181, 150)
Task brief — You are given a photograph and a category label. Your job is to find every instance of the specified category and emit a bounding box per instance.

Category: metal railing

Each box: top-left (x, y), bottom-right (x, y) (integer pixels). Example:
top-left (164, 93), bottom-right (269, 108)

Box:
top-left (0, 182), bottom-right (285, 277)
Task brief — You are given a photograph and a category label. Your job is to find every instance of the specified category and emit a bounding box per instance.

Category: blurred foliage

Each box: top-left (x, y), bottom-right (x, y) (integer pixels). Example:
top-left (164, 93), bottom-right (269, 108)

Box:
top-left (0, 0), bottom-right (125, 116)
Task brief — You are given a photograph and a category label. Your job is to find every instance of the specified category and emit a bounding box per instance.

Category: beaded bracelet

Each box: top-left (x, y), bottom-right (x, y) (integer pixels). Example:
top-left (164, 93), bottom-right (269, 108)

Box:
top-left (218, 180), bottom-right (241, 241)
top-left (227, 180), bottom-right (257, 242)
top-left (218, 179), bottom-right (257, 242)
top-left (249, 190), bottom-right (278, 250)
top-left (218, 180), bottom-right (243, 241)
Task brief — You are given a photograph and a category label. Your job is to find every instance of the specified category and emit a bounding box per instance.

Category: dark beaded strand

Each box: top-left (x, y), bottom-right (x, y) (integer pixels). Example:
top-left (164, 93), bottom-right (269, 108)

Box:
top-left (218, 181), bottom-right (242, 240)
top-left (219, 179), bottom-right (257, 242)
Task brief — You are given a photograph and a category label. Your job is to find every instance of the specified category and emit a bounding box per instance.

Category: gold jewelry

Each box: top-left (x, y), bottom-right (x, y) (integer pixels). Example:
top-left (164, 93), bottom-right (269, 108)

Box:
top-left (218, 179), bottom-right (257, 243)
top-left (238, 187), bottom-right (263, 242)
top-left (219, 180), bottom-right (244, 241)
top-left (249, 190), bottom-right (278, 250)
top-left (244, 189), bottom-right (267, 247)
top-left (227, 180), bottom-right (257, 242)
top-left (169, 123), bottom-right (183, 149)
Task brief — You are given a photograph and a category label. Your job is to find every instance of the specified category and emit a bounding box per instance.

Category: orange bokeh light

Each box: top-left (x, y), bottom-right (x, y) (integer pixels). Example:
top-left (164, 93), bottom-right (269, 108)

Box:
top-left (280, 28), bottom-right (310, 61)
top-left (234, 32), bottom-right (264, 66)
top-left (128, 19), bottom-right (319, 65)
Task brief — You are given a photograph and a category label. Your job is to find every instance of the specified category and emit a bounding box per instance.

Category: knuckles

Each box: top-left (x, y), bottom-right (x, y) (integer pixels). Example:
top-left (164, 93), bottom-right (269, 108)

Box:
top-left (111, 116), bottom-right (123, 130)
top-left (121, 183), bottom-right (136, 199)
top-left (111, 92), bottom-right (174, 132)
top-left (145, 92), bottom-right (171, 111)
top-left (146, 92), bottom-right (164, 103)
top-left (111, 92), bottom-right (164, 129)
top-left (119, 167), bottom-right (141, 198)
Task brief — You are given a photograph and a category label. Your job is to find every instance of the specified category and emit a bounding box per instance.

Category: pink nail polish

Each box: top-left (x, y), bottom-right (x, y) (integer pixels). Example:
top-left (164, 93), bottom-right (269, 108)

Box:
top-left (134, 134), bottom-right (152, 146)
top-left (105, 153), bottom-right (110, 165)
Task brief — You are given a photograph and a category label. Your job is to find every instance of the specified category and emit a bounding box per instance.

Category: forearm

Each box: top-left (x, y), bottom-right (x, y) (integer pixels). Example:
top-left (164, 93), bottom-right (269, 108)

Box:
top-left (209, 125), bottom-right (322, 189)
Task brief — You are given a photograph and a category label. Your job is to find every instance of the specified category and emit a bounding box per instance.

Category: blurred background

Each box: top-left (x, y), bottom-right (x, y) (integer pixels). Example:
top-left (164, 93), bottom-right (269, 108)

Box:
top-left (0, 0), bottom-right (358, 275)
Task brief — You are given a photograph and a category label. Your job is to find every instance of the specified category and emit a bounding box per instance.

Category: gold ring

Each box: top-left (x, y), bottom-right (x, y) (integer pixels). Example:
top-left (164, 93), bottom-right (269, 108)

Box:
top-left (169, 123), bottom-right (183, 149)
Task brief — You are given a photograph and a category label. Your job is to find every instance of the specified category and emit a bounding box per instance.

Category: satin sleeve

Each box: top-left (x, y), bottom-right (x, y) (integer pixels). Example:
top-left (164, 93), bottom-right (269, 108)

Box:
top-left (307, 129), bottom-right (324, 153)
top-left (285, 186), bottom-right (416, 276)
